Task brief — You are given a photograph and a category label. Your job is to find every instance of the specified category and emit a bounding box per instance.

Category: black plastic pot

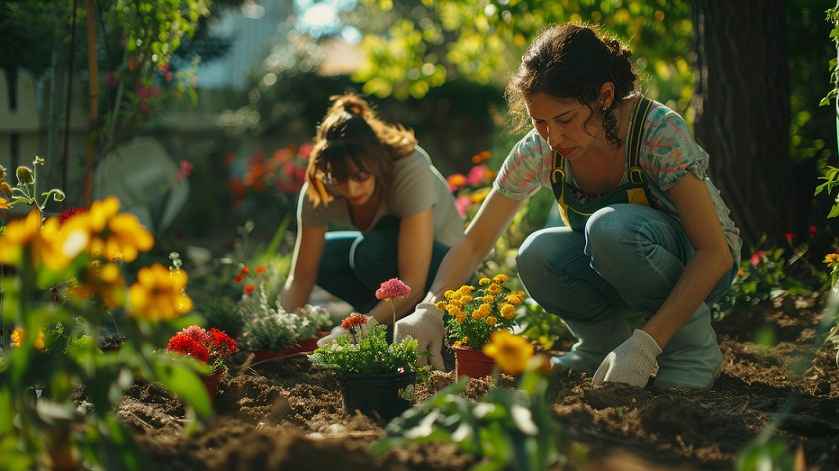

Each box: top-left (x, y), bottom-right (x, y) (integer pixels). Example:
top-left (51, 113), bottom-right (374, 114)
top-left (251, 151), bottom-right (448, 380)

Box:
top-left (337, 371), bottom-right (416, 421)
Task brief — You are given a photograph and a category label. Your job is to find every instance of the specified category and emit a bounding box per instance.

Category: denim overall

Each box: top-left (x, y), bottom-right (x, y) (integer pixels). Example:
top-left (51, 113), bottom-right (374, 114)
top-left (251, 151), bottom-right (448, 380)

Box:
top-left (518, 97), bottom-right (727, 389)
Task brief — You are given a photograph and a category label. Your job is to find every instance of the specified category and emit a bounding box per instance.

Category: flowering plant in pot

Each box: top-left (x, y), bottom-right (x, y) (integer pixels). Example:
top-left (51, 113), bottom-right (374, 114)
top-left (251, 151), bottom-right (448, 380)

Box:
top-left (237, 290), bottom-right (323, 359)
top-left (437, 274), bottom-right (524, 378)
top-left (309, 313), bottom-right (419, 421)
top-left (372, 331), bottom-right (561, 471)
top-left (167, 325), bottom-right (238, 397)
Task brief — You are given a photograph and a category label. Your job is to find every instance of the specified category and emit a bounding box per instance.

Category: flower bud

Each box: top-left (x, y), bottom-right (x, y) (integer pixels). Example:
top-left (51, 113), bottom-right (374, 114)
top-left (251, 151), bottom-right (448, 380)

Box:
top-left (16, 166), bottom-right (34, 184)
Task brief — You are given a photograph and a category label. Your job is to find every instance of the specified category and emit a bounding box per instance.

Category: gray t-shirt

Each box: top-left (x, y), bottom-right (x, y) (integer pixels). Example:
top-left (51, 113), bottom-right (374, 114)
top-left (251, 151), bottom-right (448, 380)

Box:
top-left (298, 146), bottom-right (465, 247)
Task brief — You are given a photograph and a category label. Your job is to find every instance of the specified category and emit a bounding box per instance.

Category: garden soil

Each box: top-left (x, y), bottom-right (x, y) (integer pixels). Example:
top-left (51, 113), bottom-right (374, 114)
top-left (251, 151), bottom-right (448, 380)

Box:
top-left (118, 292), bottom-right (839, 470)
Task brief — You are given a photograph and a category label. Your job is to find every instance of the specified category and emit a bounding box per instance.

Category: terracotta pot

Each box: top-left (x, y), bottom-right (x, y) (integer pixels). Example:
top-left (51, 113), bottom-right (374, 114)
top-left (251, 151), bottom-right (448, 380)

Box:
top-left (250, 337), bottom-right (319, 362)
top-left (337, 371), bottom-right (416, 421)
top-left (453, 345), bottom-right (495, 379)
top-left (202, 370), bottom-right (225, 399)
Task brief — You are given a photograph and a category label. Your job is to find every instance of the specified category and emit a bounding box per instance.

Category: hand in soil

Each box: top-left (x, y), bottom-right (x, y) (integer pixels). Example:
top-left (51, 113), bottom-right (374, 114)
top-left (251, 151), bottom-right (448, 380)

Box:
top-left (593, 329), bottom-right (661, 388)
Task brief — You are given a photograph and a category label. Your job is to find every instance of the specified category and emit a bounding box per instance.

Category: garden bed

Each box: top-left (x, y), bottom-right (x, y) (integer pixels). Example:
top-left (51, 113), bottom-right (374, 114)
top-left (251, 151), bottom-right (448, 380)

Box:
top-left (118, 295), bottom-right (839, 470)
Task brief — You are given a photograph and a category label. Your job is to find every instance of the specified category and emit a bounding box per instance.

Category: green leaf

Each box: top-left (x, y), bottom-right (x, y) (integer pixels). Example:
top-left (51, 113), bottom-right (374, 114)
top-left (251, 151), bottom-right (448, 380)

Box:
top-left (152, 357), bottom-right (212, 418)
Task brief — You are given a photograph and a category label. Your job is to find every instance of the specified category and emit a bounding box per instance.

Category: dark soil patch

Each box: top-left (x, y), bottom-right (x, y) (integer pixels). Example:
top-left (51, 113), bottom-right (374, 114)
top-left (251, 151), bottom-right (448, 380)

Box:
top-left (119, 294), bottom-right (839, 470)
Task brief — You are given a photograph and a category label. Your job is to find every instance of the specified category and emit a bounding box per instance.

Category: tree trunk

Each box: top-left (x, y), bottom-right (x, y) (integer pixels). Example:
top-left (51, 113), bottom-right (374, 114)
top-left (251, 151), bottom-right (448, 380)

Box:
top-left (83, 0), bottom-right (98, 204)
top-left (692, 1), bottom-right (791, 249)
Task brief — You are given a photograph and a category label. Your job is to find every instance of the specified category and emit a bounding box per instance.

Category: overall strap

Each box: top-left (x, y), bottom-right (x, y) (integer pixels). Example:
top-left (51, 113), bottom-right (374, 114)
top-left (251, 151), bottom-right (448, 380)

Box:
top-left (626, 96), bottom-right (654, 183)
top-left (625, 96), bottom-right (654, 206)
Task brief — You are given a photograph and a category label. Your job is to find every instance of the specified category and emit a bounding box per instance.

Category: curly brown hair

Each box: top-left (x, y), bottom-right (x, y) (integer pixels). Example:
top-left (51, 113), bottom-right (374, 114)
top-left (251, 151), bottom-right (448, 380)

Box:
top-left (305, 93), bottom-right (417, 207)
top-left (505, 23), bottom-right (637, 146)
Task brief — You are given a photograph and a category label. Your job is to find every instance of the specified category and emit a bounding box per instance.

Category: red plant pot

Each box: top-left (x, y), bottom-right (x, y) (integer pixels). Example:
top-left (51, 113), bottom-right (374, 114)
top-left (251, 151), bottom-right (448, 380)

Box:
top-left (202, 370), bottom-right (225, 399)
top-left (453, 345), bottom-right (496, 379)
top-left (250, 337), bottom-right (319, 362)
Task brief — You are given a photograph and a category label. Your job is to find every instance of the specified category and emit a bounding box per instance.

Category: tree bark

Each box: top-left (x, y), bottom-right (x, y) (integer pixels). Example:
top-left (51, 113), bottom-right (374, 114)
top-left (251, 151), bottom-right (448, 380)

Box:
top-left (692, 1), bottom-right (791, 249)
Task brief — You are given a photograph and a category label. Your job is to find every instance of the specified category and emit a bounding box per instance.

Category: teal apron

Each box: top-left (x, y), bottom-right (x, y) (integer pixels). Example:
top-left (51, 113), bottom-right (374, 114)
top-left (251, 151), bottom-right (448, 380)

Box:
top-left (550, 96), bottom-right (655, 231)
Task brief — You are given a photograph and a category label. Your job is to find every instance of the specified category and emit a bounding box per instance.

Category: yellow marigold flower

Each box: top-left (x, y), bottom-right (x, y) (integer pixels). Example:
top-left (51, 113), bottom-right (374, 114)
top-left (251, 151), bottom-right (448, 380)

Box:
top-left (10, 327), bottom-right (45, 351)
top-left (479, 277), bottom-right (491, 286)
top-left (481, 294), bottom-right (495, 303)
top-left (492, 274), bottom-right (509, 284)
top-left (483, 331), bottom-right (534, 376)
top-left (0, 196), bottom-right (8, 209)
top-left (10, 328), bottom-right (22, 347)
top-left (488, 283), bottom-right (501, 294)
top-left (501, 303), bottom-right (516, 319)
top-left (447, 304), bottom-right (463, 317)
top-left (457, 285), bottom-right (475, 295)
top-left (455, 313), bottom-right (466, 323)
top-left (471, 311), bottom-right (482, 320)
top-left (444, 289), bottom-right (457, 300)
top-left (505, 294), bottom-right (523, 305)
top-left (824, 253), bottom-right (839, 265)
top-left (485, 316), bottom-right (497, 326)
top-left (460, 295), bottom-right (473, 304)
top-left (470, 187), bottom-right (490, 204)
top-left (128, 264), bottom-right (193, 321)
top-left (477, 303), bottom-right (492, 317)
top-left (96, 213), bottom-right (153, 262)
top-left (435, 301), bottom-right (448, 311)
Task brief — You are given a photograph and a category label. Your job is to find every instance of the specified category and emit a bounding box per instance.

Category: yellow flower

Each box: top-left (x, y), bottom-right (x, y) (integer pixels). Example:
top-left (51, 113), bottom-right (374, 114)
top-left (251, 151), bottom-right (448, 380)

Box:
top-left (487, 284), bottom-right (501, 294)
top-left (35, 216), bottom-right (90, 270)
top-left (470, 187), bottom-right (490, 204)
top-left (501, 303), bottom-right (516, 319)
top-left (492, 274), bottom-right (509, 284)
top-left (476, 303), bottom-right (492, 318)
top-left (485, 316), bottom-right (497, 326)
top-left (479, 277), bottom-right (491, 286)
top-left (481, 294), bottom-right (495, 303)
top-left (87, 197), bottom-right (120, 232)
top-left (73, 262), bottom-right (126, 309)
top-left (1, 209), bottom-right (41, 245)
top-left (128, 264), bottom-right (193, 321)
top-left (447, 305), bottom-right (463, 317)
top-left (471, 310), bottom-right (483, 320)
top-left (824, 253), bottom-right (839, 266)
top-left (444, 289), bottom-right (457, 300)
top-left (457, 285), bottom-right (475, 295)
top-left (435, 301), bottom-right (448, 311)
top-left (505, 294), bottom-right (523, 305)
top-left (10, 327), bottom-right (45, 351)
top-left (483, 331), bottom-right (534, 376)
top-left (459, 295), bottom-right (473, 304)
top-left (0, 196), bottom-right (8, 209)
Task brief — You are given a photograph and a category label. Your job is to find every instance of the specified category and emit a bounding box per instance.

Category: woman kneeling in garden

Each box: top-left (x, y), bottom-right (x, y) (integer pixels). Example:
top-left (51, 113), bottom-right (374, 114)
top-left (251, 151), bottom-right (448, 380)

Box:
top-left (281, 93), bottom-right (464, 331)
top-left (395, 23), bottom-right (742, 390)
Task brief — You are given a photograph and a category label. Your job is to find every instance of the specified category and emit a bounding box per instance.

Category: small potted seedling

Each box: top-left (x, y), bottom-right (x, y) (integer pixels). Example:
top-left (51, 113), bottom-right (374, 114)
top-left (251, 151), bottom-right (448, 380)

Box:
top-left (166, 325), bottom-right (237, 398)
top-left (309, 313), bottom-right (419, 421)
top-left (437, 274), bottom-right (523, 379)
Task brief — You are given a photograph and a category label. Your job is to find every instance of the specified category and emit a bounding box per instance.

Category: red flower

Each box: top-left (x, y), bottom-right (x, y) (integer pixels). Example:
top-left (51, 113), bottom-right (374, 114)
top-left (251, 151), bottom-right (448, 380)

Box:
top-left (243, 284), bottom-right (255, 296)
top-left (255, 265), bottom-right (267, 274)
top-left (809, 225), bottom-right (817, 238)
top-left (167, 335), bottom-right (210, 363)
top-left (376, 278), bottom-right (411, 301)
top-left (177, 160), bottom-right (193, 182)
top-left (784, 232), bottom-right (795, 245)
top-left (341, 313), bottom-right (368, 330)
top-left (209, 328), bottom-right (238, 356)
top-left (750, 250), bottom-right (766, 267)
top-left (182, 325), bottom-right (211, 344)
top-left (59, 207), bottom-right (87, 224)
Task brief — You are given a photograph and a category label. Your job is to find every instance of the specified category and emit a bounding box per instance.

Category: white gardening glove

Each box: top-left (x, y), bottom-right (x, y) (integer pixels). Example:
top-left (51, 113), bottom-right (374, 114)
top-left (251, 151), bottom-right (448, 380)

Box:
top-left (593, 329), bottom-right (662, 388)
top-left (316, 316), bottom-right (378, 347)
top-left (394, 302), bottom-right (445, 370)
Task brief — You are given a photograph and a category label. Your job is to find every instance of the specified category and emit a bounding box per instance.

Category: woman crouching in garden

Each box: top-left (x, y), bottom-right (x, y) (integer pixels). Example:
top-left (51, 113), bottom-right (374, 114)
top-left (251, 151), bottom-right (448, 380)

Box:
top-left (280, 93), bottom-right (464, 339)
top-left (395, 23), bottom-right (741, 390)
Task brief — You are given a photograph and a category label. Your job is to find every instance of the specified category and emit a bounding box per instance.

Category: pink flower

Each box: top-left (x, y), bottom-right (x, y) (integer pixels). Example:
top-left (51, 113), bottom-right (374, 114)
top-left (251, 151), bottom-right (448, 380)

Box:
top-left (376, 278), bottom-right (411, 300)
top-left (177, 160), bottom-right (193, 182)
top-left (455, 195), bottom-right (472, 217)
top-left (466, 165), bottom-right (491, 186)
